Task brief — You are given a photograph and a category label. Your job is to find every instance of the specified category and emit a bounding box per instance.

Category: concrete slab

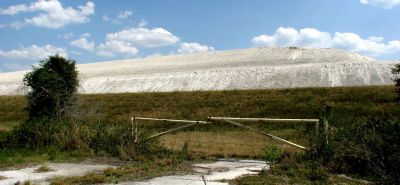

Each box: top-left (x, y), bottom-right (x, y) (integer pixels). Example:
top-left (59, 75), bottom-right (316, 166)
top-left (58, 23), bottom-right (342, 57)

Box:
top-left (0, 163), bottom-right (111, 185)
top-left (113, 159), bottom-right (269, 185)
top-left (0, 159), bottom-right (268, 185)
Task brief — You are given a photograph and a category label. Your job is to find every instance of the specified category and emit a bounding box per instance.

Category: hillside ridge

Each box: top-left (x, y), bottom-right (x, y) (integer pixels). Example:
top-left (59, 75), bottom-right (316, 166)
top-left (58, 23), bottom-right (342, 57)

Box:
top-left (0, 47), bottom-right (395, 95)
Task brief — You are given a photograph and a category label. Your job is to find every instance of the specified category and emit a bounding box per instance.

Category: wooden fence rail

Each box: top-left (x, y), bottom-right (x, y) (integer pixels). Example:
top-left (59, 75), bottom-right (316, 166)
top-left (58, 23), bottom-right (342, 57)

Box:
top-left (132, 116), bottom-right (320, 151)
top-left (135, 117), bottom-right (210, 124)
top-left (208, 117), bottom-right (319, 123)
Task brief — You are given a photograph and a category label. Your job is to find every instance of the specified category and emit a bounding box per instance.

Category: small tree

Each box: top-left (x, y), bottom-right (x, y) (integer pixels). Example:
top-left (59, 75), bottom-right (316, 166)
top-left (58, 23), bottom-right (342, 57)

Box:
top-left (393, 63), bottom-right (400, 102)
top-left (23, 55), bottom-right (79, 120)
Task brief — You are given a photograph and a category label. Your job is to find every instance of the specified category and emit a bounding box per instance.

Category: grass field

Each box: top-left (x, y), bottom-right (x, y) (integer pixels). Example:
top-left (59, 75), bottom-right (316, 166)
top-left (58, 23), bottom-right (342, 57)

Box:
top-left (0, 85), bottom-right (399, 184)
top-left (1, 85), bottom-right (397, 155)
top-left (1, 85), bottom-right (398, 125)
top-left (0, 85), bottom-right (398, 158)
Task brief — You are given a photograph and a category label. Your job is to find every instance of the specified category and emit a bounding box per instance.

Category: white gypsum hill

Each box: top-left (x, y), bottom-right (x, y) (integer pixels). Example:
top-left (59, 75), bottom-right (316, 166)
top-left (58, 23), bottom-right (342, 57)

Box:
top-left (0, 47), bottom-right (396, 95)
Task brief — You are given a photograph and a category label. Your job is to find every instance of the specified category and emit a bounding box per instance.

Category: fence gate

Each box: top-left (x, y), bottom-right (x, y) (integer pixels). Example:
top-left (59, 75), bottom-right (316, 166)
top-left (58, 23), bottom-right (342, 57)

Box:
top-left (132, 116), bottom-right (322, 150)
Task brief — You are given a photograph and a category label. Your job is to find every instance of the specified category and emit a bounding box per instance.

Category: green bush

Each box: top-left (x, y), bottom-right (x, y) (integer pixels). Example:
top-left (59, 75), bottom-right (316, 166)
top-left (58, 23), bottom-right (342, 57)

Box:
top-left (262, 144), bottom-right (283, 164)
top-left (304, 161), bottom-right (328, 182)
top-left (23, 55), bottom-right (78, 119)
top-left (310, 118), bottom-right (400, 184)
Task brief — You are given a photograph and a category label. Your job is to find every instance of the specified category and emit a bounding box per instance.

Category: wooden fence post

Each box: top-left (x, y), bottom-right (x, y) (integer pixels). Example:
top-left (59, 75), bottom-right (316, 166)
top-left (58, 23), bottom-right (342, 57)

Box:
top-left (134, 115), bottom-right (138, 143)
top-left (130, 116), bottom-right (134, 142)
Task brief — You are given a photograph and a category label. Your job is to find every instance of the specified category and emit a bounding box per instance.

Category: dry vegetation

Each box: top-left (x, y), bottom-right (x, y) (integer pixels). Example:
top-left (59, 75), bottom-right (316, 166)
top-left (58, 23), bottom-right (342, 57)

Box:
top-left (0, 85), bottom-right (399, 184)
top-left (0, 85), bottom-right (398, 128)
top-left (34, 163), bottom-right (55, 173)
top-left (161, 130), bottom-right (305, 158)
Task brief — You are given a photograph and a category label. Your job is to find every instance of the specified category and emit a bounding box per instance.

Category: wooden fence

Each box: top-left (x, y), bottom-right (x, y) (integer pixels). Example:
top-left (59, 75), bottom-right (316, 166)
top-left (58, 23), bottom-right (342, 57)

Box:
top-left (132, 116), bottom-right (321, 150)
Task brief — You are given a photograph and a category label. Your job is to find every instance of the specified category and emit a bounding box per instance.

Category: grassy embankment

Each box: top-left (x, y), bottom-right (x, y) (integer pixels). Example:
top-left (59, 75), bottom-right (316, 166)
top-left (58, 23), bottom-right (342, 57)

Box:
top-left (1, 85), bottom-right (398, 157)
top-left (0, 85), bottom-right (399, 184)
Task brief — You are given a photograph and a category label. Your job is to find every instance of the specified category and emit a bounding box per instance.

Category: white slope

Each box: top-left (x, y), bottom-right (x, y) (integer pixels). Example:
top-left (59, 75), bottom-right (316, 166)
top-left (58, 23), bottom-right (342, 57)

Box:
top-left (0, 47), bottom-right (396, 95)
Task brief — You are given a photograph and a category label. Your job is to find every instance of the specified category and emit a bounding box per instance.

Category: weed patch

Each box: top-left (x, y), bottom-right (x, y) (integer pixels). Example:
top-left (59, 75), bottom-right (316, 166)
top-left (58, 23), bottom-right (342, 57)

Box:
top-left (34, 163), bottom-right (55, 173)
top-left (262, 144), bottom-right (283, 164)
top-left (308, 118), bottom-right (400, 184)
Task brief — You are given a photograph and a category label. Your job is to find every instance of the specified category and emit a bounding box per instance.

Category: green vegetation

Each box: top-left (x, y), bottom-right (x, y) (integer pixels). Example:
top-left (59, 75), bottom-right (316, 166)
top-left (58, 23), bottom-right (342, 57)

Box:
top-left (0, 148), bottom-right (88, 169)
top-left (14, 180), bottom-right (33, 185)
top-left (310, 118), bottom-right (400, 184)
top-left (232, 162), bottom-right (364, 185)
top-left (23, 55), bottom-right (79, 119)
top-left (262, 144), bottom-right (283, 164)
top-left (51, 157), bottom-right (192, 185)
top-left (0, 86), bottom-right (397, 126)
top-left (1, 55), bottom-right (163, 165)
top-left (0, 85), bottom-right (399, 184)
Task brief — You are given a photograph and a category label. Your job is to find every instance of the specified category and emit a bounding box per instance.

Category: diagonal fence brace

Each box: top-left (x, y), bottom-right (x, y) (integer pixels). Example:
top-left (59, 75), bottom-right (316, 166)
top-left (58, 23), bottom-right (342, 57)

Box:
top-left (140, 122), bottom-right (200, 142)
top-left (222, 119), bottom-right (307, 150)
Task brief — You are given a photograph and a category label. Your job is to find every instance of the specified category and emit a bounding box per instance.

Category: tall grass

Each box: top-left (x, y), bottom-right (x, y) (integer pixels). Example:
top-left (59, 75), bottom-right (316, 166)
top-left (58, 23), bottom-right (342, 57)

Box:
top-left (0, 86), bottom-right (398, 183)
top-left (0, 86), bottom-right (398, 127)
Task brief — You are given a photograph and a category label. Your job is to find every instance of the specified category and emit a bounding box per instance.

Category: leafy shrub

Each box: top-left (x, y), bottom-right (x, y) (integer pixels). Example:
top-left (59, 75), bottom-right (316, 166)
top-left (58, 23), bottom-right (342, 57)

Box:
top-left (304, 162), bottom-right (328, 182)
top-left (310, 118), bottom-right (400, 184)
top-left (262, 144), bottom-right (283, 164)
top-left (23, 55), bottom-right (78, 120)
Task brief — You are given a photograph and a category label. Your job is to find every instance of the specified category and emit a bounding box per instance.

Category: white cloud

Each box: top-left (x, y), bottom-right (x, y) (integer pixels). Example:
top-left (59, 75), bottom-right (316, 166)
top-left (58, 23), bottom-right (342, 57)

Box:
top-left (0, 45), bottom-right (67, 59)
top-left (177, 42), bottom-right (215, 54)
top-left (0, 0), bottom-right (95, 29)
top-left (102, 14), bottom-right (110, 22)
top-left (9, 22), bottom-right (24, 29)
top-left (70, 38), bottom-right (95, 51)
top-left (96, 26), bottom-right (179, 57)
top-left (252, 27), bottom-right (400, 57)
top-left (360, 0), bottom-right (400, 9)
top-left (103, 11), bottom-right (133, 24)
top-left (105, 27), bottom-right (179, 48)
top-left (117, 11), bottom-right (132, 19)
top-left (0, 44), bottom-right (67, 72)
top-left (80, 32), bottom-right (91, 38)
top-left (252, 27), bottom-right (331, 48)
top-left (138, 19), bottom-right (148, 27)
top-left (58, 32), bottom-right (74, 39)
top-left (0, 3), bottom-right (29, 15)
top-left (368, 36), bottom-right (384, 42)
top-left (97, 40), bottom-right (138, 57)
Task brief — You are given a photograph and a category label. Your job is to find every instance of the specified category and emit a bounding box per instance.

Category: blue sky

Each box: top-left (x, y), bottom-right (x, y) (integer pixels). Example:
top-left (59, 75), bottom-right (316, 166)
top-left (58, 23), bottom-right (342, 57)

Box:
top-left (0, 0), bottom-right (399, 72)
